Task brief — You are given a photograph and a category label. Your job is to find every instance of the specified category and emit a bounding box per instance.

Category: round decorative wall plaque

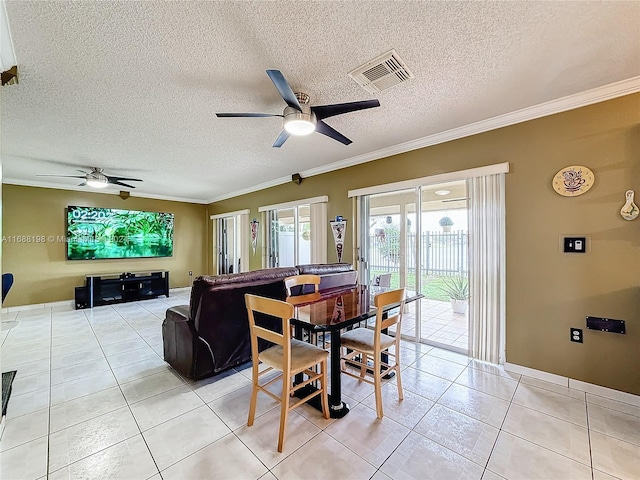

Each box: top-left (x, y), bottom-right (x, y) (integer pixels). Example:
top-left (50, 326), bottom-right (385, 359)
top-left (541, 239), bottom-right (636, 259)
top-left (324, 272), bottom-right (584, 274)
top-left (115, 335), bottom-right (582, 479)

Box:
top-left (552, 165), bottom-right (594, 197)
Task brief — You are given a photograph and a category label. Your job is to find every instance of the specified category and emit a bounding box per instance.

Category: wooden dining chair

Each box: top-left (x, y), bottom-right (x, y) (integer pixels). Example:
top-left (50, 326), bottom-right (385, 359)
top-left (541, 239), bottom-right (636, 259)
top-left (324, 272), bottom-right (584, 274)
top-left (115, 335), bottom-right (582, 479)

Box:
top-left (340, 287), bottom-right (406, 418)
top-left (284, 274), bottom-right (321, 296)
top-left (245, 293), bottom-right (329, 452)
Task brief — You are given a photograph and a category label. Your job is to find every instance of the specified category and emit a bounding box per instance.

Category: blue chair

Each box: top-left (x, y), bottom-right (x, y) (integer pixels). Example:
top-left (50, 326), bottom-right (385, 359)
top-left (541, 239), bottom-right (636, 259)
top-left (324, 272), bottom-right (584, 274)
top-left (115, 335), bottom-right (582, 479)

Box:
top-left (2, 273), bottom-right (14, 302)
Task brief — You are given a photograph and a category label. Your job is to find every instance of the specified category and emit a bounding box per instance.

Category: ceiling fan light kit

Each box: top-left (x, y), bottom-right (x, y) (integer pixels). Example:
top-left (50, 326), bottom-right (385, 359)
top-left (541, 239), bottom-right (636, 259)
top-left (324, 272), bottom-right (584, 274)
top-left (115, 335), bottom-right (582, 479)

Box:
top-left (86, 177), bottom-right (109, 188)
top-left (283, 106), bottom-right (316, 136)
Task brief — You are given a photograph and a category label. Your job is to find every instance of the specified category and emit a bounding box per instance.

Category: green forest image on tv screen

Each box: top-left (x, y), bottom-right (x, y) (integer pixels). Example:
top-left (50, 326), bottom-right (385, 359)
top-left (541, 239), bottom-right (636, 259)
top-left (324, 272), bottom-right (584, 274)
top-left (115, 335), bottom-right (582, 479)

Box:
top-left (67, 206), bottom-right (174, 260)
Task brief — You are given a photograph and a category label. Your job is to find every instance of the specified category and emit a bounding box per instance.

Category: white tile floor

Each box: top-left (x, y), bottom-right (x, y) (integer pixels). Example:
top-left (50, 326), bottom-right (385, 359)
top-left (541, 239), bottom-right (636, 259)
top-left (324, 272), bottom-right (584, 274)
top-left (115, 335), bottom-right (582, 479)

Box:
top-left (1, 296), bottom-right (639, 480)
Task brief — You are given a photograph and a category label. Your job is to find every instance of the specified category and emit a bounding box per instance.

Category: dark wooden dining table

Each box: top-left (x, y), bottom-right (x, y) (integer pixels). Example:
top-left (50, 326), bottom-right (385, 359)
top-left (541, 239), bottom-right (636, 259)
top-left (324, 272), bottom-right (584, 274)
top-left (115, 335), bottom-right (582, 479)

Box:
top-left (286, 285), bottom-right (423, 418)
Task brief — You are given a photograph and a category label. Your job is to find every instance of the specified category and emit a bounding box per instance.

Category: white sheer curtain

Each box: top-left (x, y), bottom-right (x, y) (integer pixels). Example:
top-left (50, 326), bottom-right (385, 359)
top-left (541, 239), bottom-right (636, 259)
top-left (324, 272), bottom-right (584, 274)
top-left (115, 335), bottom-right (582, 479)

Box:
top-left (467, 173), bottom-right (506, 364)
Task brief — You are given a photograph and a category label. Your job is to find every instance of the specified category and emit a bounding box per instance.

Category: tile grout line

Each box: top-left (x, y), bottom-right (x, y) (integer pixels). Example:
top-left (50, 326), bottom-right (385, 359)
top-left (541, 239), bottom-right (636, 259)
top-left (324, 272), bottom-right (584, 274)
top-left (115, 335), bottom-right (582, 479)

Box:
top-left (586, 399), bottom-right (595, 480)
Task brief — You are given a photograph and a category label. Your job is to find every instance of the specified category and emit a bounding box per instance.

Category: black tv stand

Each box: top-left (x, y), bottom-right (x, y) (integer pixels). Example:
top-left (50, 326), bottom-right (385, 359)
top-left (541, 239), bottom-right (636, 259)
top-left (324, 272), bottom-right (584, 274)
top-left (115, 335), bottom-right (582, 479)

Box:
top-left (75, 271), bottom-right (169, 309)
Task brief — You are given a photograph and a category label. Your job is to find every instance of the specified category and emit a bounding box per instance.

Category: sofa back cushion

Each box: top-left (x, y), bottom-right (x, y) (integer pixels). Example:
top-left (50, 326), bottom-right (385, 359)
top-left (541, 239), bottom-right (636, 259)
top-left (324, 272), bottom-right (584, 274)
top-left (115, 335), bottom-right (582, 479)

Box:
top-left (295, 263), bottom-right (358, 293)
top-left (189, 267), bottom-right (299, 373)
top-left (295, 263), bottom-right (353, 275)
top-left (190, 267), bottom-right (299, 322)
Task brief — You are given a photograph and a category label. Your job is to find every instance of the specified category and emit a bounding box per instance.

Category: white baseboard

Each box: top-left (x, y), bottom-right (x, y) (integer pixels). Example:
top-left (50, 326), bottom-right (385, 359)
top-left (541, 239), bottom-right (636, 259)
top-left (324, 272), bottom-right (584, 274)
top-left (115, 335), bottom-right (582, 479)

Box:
top-left (504, 362), bottom-right (569, 387)
top-left (170, 287), bottom-right (192, 294)
top-left (1, 288), bottom-right (191, 314)
top-left (569, 378), bottom-right (640, 407)
top-left (504, 361), bottom-right (639, 406)
top-left (2, 300), bottom-right (74, 313)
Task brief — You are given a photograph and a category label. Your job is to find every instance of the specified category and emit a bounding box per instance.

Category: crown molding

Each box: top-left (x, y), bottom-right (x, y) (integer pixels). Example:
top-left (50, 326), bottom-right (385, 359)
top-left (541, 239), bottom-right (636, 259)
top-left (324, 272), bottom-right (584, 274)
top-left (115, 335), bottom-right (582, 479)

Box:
top-left (2, 178), bottom-right (209, 204)
top-left (207, 174), bottom-right (293, 203)
top-left (207, 76), bottom-right (640, 204)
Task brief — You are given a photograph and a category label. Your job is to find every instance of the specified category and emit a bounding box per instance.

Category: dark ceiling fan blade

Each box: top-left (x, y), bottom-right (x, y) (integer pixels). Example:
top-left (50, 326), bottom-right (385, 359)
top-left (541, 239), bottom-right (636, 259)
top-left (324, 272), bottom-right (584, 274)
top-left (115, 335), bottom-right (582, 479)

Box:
top-left (36, 174), bottom-right (87, 179)
top-left (266, 70), bottom-right (302, 111)
top-left (78, 182), bottom-right (87, 186)
top-left (272, 130), bottom-right (291, 148)
top-left (315, 121), bottom-right (352, 145)
top-left (111, 180), bottom-right (137, 189)
top-left (107, 176), bottom-right (143, 182)
top-left (216, 113), bottom-right (283, 118)
top-left (311, 99), bottom-right (380, 120)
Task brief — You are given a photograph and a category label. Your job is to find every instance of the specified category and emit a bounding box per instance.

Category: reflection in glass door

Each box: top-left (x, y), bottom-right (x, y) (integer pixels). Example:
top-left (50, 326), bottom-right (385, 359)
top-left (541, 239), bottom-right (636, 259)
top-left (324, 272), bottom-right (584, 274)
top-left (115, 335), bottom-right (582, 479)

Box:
top-left (216, 216), bottom-right (241, 275)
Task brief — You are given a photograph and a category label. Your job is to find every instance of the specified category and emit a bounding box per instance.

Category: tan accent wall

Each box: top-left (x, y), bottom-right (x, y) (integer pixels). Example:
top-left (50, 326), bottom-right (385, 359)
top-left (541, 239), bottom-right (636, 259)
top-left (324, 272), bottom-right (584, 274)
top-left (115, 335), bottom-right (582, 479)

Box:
top-left (2, 185), bottom-right (207, 307)
top-left (210, 93), bottom-right (640, 395)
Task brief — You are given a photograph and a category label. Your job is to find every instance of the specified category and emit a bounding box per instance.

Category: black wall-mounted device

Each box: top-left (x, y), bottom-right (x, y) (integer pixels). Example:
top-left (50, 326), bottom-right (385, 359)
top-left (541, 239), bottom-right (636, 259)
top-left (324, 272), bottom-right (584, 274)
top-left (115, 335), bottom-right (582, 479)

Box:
top-left (563, 237), bottom-right (586, 253)
top-left (586, 316), bottom-right (626, 334)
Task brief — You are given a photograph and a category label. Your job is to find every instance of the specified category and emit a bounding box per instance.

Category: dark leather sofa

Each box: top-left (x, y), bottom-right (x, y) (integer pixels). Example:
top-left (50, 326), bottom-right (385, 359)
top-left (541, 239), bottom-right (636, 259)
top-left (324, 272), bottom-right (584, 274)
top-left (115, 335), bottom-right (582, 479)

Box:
top-left (162, 263), bottom-right (357, 379)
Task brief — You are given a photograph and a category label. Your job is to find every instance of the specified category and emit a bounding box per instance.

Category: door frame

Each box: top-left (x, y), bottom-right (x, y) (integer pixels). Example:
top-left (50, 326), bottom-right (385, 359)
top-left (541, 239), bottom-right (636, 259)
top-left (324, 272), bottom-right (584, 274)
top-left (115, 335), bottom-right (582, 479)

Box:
top-left (210, 209), bottom-right (250, 275)
top-left (350, 163), bottom-right (508, 358)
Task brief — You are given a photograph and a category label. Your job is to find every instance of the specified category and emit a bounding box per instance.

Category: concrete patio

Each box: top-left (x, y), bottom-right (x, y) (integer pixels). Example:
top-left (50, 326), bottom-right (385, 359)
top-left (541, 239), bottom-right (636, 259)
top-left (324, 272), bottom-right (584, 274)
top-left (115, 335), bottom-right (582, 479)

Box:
top-left (400, 299), bottom-right (469, 353)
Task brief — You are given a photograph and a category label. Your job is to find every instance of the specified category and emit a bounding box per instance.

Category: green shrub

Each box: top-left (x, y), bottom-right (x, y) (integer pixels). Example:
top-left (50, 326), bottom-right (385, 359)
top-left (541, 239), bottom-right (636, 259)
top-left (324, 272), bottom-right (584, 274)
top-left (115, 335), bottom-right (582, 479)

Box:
top-left (439, 275), bottom-right (469, 300)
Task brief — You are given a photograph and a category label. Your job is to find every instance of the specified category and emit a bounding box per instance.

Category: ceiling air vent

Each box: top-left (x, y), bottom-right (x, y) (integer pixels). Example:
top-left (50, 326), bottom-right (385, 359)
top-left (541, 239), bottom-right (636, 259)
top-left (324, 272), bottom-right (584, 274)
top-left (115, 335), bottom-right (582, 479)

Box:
top-left (349, 49), bottom-right (414, 94)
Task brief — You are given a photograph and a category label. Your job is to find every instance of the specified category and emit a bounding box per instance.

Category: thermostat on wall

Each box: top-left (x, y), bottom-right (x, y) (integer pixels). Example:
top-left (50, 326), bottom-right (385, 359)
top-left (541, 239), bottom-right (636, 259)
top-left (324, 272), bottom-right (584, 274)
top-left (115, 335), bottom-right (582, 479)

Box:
top-left (560, 235), bottom-right (590, 254)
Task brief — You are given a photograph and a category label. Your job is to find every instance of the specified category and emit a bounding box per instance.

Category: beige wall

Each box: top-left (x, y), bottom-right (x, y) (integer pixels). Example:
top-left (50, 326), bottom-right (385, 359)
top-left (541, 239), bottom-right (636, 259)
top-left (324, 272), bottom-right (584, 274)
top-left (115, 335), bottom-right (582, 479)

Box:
top-left (210, 93), bottom-right (640, 395)
top-left (2, 185), bottom-right (208, 307)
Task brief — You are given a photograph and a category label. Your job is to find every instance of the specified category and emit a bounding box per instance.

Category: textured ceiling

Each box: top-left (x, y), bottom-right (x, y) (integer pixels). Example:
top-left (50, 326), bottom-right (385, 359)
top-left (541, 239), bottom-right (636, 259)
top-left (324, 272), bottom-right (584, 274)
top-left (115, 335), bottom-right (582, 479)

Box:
top-left (1, 1), bottom-right (639, 203)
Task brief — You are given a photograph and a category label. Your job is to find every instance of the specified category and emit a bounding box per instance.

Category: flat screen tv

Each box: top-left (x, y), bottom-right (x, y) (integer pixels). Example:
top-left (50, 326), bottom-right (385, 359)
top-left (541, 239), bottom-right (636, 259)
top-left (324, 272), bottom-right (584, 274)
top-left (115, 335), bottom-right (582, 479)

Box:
top-left (67, 206), bottom-right (174, 260)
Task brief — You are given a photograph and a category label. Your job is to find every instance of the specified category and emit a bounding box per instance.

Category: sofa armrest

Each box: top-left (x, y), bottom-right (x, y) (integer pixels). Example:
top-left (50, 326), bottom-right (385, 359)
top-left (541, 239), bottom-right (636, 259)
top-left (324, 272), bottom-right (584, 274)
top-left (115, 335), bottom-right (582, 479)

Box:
top-left (162, 305), bottom-right (215, 380)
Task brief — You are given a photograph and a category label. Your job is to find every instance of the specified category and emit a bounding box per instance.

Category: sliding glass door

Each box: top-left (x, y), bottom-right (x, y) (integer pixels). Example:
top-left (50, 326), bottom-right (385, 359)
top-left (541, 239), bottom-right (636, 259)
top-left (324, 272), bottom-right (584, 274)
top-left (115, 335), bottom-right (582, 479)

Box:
top-left (359, 181), bottom-right (470, 353)
top-left (354, 164), bottom-right (507, 361)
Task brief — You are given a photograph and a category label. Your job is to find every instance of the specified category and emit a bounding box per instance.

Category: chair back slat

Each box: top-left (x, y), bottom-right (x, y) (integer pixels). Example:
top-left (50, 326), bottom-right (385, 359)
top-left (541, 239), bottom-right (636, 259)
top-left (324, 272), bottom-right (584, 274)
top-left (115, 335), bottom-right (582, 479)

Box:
top-left (380, 313), bottom-right (401, 331)
top-left (252, 325), bottom-right (284, 345)
top-left (284, 274), bottom-right (321, 296)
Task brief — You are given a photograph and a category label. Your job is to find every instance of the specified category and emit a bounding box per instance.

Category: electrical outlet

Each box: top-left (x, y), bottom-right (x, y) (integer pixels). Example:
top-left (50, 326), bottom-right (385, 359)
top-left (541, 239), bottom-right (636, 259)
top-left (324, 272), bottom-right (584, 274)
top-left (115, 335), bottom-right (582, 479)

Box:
top-left (570, 328), bottom-right (583, 343)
